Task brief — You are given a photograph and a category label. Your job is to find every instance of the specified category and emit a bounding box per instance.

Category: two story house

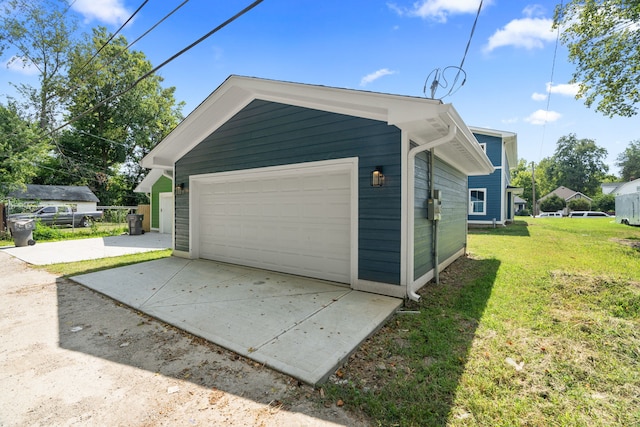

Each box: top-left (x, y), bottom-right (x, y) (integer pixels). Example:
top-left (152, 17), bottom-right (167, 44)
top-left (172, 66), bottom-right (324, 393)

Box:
top-left (468, 127), bottom-right (520, 226)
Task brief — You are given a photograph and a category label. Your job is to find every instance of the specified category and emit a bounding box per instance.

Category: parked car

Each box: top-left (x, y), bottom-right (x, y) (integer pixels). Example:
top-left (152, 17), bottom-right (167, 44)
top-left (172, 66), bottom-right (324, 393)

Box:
top-left (568, 211), bottom-right (611, 218)
top-left (536, 211), bottom-right (563, 218)
top-left (8, 205), bottom-right (103, 229)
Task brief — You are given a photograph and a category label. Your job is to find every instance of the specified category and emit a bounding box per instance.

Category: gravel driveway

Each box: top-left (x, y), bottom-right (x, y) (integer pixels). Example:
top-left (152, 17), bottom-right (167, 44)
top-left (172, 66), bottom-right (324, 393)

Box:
top-left (0, 251), bottom-right (367, 426)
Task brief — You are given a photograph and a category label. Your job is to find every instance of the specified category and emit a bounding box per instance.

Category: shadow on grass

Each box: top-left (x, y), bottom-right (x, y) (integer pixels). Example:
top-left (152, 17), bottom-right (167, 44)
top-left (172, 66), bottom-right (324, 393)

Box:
top-left (324, 255), bottom-right (500, 426)
top-left (469, 220), bottom-right (530, 237)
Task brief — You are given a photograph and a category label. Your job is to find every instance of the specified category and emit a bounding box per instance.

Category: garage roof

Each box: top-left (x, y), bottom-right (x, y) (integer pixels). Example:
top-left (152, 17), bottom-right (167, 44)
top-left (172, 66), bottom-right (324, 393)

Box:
top-left (142, 75), bottom-right (494, 175)
top-left (9, 184), bottom-right (99, 203)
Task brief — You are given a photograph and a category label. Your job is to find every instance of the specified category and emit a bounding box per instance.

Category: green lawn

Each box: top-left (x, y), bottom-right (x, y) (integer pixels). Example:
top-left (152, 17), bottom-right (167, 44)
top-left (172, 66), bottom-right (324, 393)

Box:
top-left (324, 218), bottom-right (640, 426)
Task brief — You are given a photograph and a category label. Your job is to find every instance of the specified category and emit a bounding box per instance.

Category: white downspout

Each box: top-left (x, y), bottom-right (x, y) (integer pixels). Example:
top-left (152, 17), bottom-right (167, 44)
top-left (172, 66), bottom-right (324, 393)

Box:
top-left (407, 124), bottom-right (457, 301)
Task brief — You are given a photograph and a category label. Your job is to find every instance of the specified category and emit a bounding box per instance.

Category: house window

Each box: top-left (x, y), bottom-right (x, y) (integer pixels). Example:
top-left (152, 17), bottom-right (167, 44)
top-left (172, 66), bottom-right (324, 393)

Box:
top-left (469, 189), bottom-right (486, 215)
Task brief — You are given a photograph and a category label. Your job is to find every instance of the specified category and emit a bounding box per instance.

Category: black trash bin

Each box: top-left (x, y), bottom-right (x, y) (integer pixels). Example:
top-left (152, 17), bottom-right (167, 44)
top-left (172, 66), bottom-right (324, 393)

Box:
top-left (126, 214), bottom-right (144, 235)
top-left (9, 219), bottom-right (36, 247)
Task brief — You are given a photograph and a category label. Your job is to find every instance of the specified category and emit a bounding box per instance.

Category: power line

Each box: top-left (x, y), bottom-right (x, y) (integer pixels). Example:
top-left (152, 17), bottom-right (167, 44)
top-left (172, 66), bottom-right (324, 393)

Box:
top-left (424, 0), bottom-right (484, 99)
top-left (50, 0), bottom-right (264, 136)
top-left (73, 0), bottom-right (150, 79)
top-left (539, 0), bottom-right (563, 159)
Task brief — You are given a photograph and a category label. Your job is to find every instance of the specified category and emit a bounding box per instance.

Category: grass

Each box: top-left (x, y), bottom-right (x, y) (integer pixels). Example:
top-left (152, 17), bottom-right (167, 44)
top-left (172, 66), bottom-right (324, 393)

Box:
top-left (324, 218), bottom-right (640, 426)
top-left (38, 248), bottom-right (173, 277)
top-left (0, 222), bottom-right (128, 246)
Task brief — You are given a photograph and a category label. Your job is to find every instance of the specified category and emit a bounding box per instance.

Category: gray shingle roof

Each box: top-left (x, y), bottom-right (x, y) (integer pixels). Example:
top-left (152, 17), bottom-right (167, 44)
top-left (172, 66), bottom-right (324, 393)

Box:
top-left (9, 185), bottom-right (99, 203)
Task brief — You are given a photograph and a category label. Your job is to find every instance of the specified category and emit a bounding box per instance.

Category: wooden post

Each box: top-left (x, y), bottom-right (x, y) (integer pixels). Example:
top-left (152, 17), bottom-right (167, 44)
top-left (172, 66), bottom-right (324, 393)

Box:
top-left (137, 204), bottom-right (151, 232)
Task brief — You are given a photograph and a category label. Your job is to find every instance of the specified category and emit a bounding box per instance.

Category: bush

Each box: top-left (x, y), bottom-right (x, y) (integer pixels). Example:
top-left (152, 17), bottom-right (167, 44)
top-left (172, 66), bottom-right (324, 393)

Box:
top-left (516, 209), bottom-right (531, 216)
top-left (32, 221), bottom-right (65, 241)
top-left (568, 198), bottom-right (591, 211)
top-left (592, 193), bottom-right (616, 212)
top-left (540, 194), bottom-right (566, 212)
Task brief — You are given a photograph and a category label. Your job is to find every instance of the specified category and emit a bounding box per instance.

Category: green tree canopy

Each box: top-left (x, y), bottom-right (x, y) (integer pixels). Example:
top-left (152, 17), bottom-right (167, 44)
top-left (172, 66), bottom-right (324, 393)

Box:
top-left (0, 0), bottom-right (77, 130)
top-left (57, 27), bottom-right (183, 205)
top-left (568, 198), bottom-right (591, 211)
top-left (617, 140), bottom-right (640, 181)
top-left (555, 0), bottom-right (640, 117)
top-left (544, 134), bottom-right (609, 196)
top-left (0, 103), bottom-right (50, 197)
top-left (540, 194), bottom-right (566, 212)
top-left (511, 159), bottom-right (533, 209)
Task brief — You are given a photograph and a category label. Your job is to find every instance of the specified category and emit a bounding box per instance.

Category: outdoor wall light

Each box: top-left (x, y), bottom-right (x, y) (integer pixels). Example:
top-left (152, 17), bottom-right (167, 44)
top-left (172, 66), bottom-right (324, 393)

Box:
top-left (371, 166), bottom-right (385, 187)
top-left (175, 182), bottom-right (186, 195)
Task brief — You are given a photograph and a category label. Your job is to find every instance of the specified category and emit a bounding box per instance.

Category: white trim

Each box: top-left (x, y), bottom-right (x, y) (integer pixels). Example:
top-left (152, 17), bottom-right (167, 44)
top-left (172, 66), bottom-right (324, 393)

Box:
top-left (469, 188), bottom-right (487, 215)
top-left (354, 279), bottom-right (407, 299)
top-left (412, 248), bottom-right (465, 292)
top-left (142, 76), bottom-right (494, 176)
top-left (479, 142), bottom-right (486, 153)
top-left (400, 131), bottom-right (409, 287)
top-left (189, 158), bottom-right (359, 287)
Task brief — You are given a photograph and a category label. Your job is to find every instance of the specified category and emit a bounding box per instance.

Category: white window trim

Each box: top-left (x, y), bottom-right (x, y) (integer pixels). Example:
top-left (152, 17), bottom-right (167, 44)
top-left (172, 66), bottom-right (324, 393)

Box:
top-left (469, 188), bottom-right (487, 215)
top-left (479, 142), bottom-right (486, 153)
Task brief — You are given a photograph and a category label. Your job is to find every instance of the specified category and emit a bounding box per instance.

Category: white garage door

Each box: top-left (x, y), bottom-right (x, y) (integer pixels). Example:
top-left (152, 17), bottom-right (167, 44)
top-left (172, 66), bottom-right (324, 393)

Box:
top-left (197, 166), bottom-right (352, 283)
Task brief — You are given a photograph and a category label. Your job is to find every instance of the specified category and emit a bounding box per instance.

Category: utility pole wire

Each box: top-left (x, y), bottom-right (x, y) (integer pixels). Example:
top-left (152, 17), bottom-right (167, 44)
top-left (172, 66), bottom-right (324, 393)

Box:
top-left (50, 0), bottom-right (264, 136)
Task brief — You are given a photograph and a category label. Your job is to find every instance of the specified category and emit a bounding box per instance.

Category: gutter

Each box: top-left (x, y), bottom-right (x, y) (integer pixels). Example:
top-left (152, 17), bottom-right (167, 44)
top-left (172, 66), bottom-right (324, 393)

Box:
top-left (406, 123), bottom-right (457, 302)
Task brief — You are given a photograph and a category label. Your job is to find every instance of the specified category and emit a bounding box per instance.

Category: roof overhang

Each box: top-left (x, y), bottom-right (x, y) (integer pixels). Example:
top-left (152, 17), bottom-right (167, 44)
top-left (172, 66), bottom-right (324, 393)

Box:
top-left (469, 126), bottom-right (518, 170)
top-left (134, 168), bottom-right (173, 193)
top-left (142, 75), bottom-right (494, 176)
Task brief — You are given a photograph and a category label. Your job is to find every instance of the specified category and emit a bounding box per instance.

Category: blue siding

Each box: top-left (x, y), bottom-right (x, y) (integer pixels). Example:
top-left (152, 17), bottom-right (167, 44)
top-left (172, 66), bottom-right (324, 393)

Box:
top-left (468, 169), bottom-right (502, 221)
top-left (473, 133), bottom-right (502, 166)
top-left (413, 151), bottom-right (468, 280)
top-left (175, 99), bottom-right (402, 285)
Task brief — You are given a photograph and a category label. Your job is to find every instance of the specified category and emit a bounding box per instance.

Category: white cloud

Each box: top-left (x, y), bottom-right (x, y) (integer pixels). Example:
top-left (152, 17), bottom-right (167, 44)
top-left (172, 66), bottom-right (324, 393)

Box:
top-left (484, 17), bottom-right (555, 52)
top-left (360, 68), bottom-right (396, 86)
top-left (4, 56), bottom-right (38, 75)
top-left (525, 109), bottom-right (562, 125)
top-left (531, 92), bottom-right (547, 101)
top-left (531, 82), bottom-right (581, 101)
top-left (547, 82), bottom-right (580, 97)
top-left (388, 0), bottom-right (493, 23)
top-left (71, 0), bottom-right (130, 25)
top-left (523, 4), bottom-right (546, 18)
top-left (501, 117), bottom-right (519, 124)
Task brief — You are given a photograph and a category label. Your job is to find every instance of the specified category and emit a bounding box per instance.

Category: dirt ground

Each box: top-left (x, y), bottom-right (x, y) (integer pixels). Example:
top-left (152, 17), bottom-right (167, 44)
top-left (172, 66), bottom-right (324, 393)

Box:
top-left (0, 251), bottom-right (369, 426)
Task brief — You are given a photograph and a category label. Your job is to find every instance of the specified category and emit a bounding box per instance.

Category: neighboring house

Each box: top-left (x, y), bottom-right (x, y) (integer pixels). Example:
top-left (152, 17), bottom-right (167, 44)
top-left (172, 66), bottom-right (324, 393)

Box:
top-left (602, 178), bottom-right (640, 196)
top-left (514, 195), bottom-right (527, 213)
top-left (8, 184), bottom-right (99, 212)
top-left (538, 186), bottom-right (593, 213)
top-left (467, 127), bottom-right (520, 226)
top-left (134, 169), bottom-right (174, 234)
top-left (141, 76), bottom-right (494, 300)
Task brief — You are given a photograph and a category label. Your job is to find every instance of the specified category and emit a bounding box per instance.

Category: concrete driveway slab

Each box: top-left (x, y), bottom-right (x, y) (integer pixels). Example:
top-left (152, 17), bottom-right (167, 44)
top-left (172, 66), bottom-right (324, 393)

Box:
top-left (1, 232), bottom-right (171, 265)
top-left (72, 257), bottom-right (402, 385)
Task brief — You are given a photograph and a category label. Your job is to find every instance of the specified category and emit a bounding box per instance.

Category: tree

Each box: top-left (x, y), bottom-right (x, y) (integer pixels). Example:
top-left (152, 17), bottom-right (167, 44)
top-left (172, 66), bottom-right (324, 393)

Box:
top-left (568, 198), bottom-right (591, 211)
top-left (0, 103), bottom-right (51, 197)
top-left (617, 140), bottom-right (640, 181)
top-left (555, 0), bottom-right (640, 117)
top-left (59, 27), bottom-right (183, 205)
top-left (540, 194), bottom-right (566, 212)
top-left (592, 193), bottom-right (616, 212)
top-left (545, 134), bottom-right (609, 196)
top-left (510, 159), bottom-right (533, 209)
top-left (0, 0), bottom-right (78, 131)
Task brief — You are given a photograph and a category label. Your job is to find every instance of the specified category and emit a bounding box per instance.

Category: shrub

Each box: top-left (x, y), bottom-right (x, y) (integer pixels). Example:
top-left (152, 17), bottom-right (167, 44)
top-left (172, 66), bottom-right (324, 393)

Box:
top-left (32, 221), bottom-right (65, 241)
top-left (568, 198), bottom-right (591, 211)
top-left (540, 194), bottom-right (566, 212)
top-left (592, 193), bottom-right (616, 212)
top-left (516, 209), bottom-right (531, 216)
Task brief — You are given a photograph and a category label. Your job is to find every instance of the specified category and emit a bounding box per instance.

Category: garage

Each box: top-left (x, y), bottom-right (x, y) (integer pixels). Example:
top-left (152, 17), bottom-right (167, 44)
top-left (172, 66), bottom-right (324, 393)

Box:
top-left (193, 160), bottom-right (356, 284)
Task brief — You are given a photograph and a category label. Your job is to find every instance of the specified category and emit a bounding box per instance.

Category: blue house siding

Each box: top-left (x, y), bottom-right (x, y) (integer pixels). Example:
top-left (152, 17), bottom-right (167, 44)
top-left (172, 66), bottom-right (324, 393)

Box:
top-left (434, 159), bottom-right (468, 262)
top-left (468, 170), bottom-right (502, 221)
top-left (414, 151), bottom-right (433, 279)
top-left (473, 133), bottom-right (502, 166)
top-left (413, 152), bottom-right (468, 280)
top-left (175, 99), bottom-right (403, 285)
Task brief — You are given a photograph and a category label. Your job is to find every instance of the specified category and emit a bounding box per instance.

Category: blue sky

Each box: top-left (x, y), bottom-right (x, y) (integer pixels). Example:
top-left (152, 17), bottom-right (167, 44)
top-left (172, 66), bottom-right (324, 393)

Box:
top-left (2, 0), bottom-right (637, 175)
